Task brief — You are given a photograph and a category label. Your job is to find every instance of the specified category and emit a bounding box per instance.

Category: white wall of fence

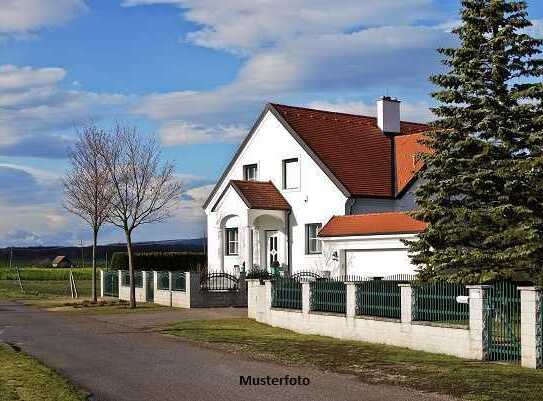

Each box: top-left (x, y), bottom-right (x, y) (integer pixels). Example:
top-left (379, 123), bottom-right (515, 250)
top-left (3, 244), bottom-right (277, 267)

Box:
top-left (247, 280), bottom-right (542, 369)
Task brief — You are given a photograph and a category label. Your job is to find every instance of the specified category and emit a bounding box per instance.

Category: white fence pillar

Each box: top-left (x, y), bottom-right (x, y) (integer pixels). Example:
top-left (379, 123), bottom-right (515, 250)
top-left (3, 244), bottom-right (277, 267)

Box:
top-left (519, 287), bottom-right (543, 369)
top-left (399, 284), bottom-right (412, 324)
top-left (141, 271), bottom-right (148, 303)
top-left (302, 282), bottom-right (311, 315)
top-left (345, 282), bottom-right (357, 318)
top-left (466, 285), bottom-right (491, 361)
top-left (100, 269), bottom-right (105, 298)
top-left (264, 280), bottom-right (272, 311)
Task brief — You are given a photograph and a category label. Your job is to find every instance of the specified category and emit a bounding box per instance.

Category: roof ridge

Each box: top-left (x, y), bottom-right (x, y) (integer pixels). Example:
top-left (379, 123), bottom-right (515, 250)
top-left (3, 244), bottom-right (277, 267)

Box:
top-left (270, 103), bottom-right (430, 127)
top-left (335, 211), bottom-right (415, 218)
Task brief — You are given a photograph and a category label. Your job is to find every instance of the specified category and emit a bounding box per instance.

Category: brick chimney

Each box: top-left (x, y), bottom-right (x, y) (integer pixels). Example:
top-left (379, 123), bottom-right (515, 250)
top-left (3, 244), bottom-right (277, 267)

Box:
top-left (377, 96), bottom-right (401, 134)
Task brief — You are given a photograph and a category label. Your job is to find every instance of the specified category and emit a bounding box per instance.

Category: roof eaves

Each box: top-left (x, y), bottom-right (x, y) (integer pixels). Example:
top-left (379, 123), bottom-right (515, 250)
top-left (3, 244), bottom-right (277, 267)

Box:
top-left (203, 104), bottom-right (273, 210)
top-left (267, 104), bottom-right (351, 198)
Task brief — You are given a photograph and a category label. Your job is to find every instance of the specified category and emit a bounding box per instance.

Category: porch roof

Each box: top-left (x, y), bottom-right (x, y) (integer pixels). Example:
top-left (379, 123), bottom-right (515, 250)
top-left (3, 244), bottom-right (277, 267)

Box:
top-left (223, 180), bottom-right (291, 211)
top-left (318, 212), bottom-right (427, 238)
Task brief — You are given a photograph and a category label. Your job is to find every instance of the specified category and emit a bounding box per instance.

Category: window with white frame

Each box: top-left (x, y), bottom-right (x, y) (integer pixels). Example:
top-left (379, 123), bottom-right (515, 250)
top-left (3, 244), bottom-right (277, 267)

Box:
top-left (225, 228), bottom-right (239, 255)
top-left (283, 158), bottom-right (299, 189)
top-left (306, 223), bottom-right (322, 254)
top-left (243, 164), bottom-right (258, 181)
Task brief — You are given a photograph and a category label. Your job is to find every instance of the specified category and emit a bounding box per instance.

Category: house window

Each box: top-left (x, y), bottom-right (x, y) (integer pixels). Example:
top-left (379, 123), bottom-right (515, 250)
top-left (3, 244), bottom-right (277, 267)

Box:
top-left (283, 158), bottom-right (299, 189)
top-left (243, 164), bottom-right (258, 181)
top-left (306, 223), bottom-right (322, 254)
top-left (225, 228), bottom-right (239, 255)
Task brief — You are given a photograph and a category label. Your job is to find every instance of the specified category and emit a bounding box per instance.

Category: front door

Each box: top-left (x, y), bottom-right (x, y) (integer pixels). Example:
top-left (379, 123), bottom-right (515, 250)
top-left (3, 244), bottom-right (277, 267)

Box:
top-left (265, 230), bottom-right (279, 269)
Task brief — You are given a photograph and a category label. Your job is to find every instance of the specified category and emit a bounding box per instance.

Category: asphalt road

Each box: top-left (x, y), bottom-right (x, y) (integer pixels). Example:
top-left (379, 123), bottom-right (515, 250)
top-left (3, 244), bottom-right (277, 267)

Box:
top-left (0, 302), bottom-right (454, 401)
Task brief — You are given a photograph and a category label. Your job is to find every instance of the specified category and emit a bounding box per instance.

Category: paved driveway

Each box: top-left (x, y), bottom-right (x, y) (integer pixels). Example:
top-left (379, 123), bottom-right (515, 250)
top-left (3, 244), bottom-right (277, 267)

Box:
top-left (0, 302), bottom-right (454, 401)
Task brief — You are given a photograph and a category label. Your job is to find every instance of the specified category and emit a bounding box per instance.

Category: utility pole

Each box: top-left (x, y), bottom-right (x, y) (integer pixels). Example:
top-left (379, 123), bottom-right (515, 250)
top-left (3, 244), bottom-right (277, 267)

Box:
top-left (80, 239), bottom-right (85, 269)
top-left (9, 247), bottom-right (12, 270)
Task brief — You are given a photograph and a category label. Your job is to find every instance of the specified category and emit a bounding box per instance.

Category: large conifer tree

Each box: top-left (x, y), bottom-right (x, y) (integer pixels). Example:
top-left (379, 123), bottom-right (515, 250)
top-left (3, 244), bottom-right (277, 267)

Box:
top-left (408, 0), bottom-right (543, 283)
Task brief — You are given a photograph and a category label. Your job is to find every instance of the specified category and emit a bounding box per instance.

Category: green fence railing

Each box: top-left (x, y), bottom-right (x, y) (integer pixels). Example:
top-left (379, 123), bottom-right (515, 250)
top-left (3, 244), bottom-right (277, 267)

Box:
top-left (412, 282), bottom-right (469, 325)
top-left (103, 271), bottom-right (119, 297)
top-left (157, 271), bottom-right (170, 290)
top-left (272, 279), bottom-right (302, 310)
top-left (120, 270), bottom-right (143, 288)
top-left (356, 280), bottom-right (402, 319)
top-left (172, 271), bottom-right (186, 292)
top-left (310, 279), bottom-right (346, 314)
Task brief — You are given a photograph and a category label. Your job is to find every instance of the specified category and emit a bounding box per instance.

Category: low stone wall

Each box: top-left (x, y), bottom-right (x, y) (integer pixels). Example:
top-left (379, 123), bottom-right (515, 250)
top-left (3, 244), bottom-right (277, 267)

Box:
top-left (118, 271), bottom-right (148, 303)
top-left (247, 280), bottom-right (542, 367)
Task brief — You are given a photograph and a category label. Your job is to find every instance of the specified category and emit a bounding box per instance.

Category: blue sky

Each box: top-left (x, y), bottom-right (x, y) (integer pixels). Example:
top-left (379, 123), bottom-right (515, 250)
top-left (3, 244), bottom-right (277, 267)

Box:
top-left (0, 0), bottom-right (541, 246)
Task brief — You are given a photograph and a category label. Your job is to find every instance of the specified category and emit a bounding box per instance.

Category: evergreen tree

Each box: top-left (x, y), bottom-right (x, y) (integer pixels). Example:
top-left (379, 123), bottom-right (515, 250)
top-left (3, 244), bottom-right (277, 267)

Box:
top-left (407, 0), bottom-right (543, 283)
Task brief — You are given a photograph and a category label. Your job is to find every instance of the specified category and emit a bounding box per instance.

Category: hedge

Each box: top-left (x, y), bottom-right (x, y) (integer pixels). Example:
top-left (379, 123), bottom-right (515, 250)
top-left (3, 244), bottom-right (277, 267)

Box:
top-left (110, 252), bottom-right (205, 271)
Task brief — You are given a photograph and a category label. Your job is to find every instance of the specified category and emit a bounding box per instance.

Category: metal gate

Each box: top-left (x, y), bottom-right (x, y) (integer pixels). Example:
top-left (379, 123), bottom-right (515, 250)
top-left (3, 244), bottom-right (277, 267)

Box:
top-left (103, 271), bottom-right (119, 297)
top-left (485, 281), bottom-right (521, 364)
top-left (146, 271), bottom-right (154, 302)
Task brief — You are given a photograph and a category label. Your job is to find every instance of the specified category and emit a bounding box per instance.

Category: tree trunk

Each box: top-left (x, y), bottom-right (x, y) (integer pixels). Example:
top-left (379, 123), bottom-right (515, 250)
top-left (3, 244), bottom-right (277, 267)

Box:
top-left (92, 229), bottom-right (98, 303)
top-left (125, 229), bottom-right (136, 308)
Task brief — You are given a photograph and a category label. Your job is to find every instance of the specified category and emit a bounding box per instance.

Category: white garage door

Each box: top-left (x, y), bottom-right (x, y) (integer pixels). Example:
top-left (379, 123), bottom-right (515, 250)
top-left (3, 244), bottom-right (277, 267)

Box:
top-left (345, 249), bottom-right (416, 278)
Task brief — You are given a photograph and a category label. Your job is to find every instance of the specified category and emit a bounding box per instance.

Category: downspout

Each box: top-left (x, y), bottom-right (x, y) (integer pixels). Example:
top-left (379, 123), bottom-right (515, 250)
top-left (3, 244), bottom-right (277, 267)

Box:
top-left (286, 210), bottom-right (292, 276)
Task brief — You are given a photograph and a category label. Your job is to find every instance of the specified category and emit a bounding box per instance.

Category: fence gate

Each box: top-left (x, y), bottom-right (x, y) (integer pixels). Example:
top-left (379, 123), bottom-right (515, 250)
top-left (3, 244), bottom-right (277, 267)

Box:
top-left (146, 271), bottom-right (154, 302)
top-left (103, 271), bottom-right (119, 297)
top-left (485, 281), bottom-right (521, 364)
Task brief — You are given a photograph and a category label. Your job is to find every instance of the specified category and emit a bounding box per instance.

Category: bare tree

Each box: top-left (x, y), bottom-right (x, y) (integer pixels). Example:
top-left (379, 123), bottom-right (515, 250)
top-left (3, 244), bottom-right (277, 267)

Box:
top-left (101, 124), bottom-right (182, 308)
top-left (64, 124), bottom-right (112, 302)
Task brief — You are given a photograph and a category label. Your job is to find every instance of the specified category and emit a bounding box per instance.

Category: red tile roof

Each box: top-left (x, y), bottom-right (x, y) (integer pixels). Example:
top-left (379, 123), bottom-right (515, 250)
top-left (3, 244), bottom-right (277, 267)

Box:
top-left (230, 180), bottom-right (291, 210)
top-left (318, 212), bottom-right (427, 237)
top-left (271, 104), bottom-right (429, 197)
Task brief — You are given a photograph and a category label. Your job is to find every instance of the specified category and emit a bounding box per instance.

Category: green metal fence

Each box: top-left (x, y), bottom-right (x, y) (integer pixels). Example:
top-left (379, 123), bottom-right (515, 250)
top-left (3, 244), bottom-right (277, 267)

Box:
top-left (310, 279), bottom-right (346, 314)
top-left (272, 278), bottom-right (302, 310)
top-left (486, 281), bottom-right (521, 364)
top-left (120, 270), bottom-right (143, 288)
top-left (157, 271), bottom-right (170, 290)
top-left (172, 271), bottom-right (186, 291)
top-left (103, 271), bottom-right (119, 297)
top-left (412, 282), bottom-right (469, 325)
top-left (356, 280), bottom-right (402, 319)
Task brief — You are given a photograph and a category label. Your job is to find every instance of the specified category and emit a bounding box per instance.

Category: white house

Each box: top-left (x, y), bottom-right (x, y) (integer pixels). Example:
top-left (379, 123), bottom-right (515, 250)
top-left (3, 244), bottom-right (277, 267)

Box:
top-left (203, 97), bottom-right (429, 277)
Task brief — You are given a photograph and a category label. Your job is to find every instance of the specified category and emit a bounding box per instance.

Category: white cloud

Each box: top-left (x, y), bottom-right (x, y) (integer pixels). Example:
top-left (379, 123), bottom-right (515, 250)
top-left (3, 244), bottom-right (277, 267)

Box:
top-left (122, 0), bottom-right (440, 53)
top-left (306, 100), bottom-right (435, 123)
top-left (0, 0), bottom-right (88, 36)
top-left (0, 65), bottom-right (129, 150)
top-left (159, 120), bottom-right (246, 145)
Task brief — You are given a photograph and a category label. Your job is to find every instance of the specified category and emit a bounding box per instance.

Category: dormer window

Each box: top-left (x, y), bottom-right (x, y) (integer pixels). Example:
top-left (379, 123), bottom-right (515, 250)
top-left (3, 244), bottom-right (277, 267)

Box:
top-left (283, 158), bottom-right (299, 189)
top-left (243, 164), bottom-right (258, 181)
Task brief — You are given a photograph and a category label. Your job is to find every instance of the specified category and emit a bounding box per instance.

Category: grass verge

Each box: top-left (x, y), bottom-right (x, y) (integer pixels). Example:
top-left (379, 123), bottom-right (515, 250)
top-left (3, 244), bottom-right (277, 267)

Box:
top-left (163, 318), bottom-right (543, 401)
top-left (0, 343), bottom-right (87, 401)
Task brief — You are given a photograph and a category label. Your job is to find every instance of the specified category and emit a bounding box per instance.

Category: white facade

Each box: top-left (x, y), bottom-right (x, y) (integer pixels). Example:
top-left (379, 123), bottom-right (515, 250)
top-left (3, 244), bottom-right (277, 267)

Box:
top-left (204, 107), bottom-right (420, 277)
top-left (205, 110), bottom-right (346, 274)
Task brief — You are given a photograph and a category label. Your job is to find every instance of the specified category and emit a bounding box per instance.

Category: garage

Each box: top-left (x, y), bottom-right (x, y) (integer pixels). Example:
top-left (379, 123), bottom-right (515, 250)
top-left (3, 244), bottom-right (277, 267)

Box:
top-left (345, 248), bottom-right (415, 278)
top-left (318, 212), bottom-right (427, 278)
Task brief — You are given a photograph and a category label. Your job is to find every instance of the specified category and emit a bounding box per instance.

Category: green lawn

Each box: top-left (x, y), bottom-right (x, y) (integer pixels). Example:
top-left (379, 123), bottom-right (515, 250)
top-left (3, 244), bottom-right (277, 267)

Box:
top-left (0, 343), bottom-right (87, 401)
top-left (0, 280), bottom-right (93, 299)
top-left (0, 267), bottom-right (94, 281)
top-left (164, 318), bottom-right (543, 401)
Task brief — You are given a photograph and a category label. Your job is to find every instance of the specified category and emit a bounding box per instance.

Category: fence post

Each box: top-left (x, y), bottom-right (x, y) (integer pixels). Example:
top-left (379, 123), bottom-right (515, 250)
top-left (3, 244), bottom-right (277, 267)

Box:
top-left (466, 285), bottom-right (491, 361)
top-left (238, 271), bottom-right (247, 306)
top-left (519, 286), bottom-right (543, 369)
top-left (118, 270), bottom-right (122, 300)
top-left (264, 280), bottom-right (272, 311)
top-left (141, 271), bottom-right (148, 302)
top-left (302, 282), bottom-right (311, 315)
top-left (100, 269), bottom-right (105, 298)
top-left (345, 282), bottom-right (357, 318)
top-left (399, 284), bottom-right (413, 324)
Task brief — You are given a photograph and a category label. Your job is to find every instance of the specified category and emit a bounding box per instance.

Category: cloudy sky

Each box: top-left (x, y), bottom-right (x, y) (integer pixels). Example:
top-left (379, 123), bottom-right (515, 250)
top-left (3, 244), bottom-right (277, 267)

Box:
top-left (0, 0), bottom-right (542, 247)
